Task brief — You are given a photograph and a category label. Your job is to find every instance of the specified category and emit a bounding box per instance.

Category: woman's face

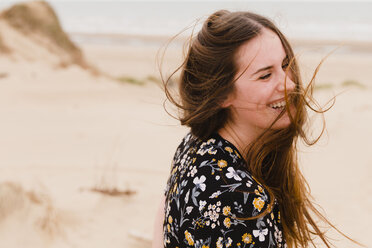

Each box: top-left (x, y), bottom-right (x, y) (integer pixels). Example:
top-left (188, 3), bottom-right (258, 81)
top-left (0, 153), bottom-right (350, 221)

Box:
top-left (223, 28), bottom-right (296, 133)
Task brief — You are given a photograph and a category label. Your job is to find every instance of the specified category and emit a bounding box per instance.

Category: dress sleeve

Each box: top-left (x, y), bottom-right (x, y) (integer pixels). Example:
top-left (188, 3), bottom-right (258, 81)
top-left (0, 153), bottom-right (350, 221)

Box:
top-left (178, 181), bottom-right (278, 248)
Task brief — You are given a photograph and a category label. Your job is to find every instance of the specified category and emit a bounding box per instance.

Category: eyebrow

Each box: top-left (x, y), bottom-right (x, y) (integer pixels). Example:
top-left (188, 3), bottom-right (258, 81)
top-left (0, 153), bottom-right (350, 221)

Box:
top-left (251, 55), bottom-right (289, 76)
top-left (251, 65), bottom-right (273, 76)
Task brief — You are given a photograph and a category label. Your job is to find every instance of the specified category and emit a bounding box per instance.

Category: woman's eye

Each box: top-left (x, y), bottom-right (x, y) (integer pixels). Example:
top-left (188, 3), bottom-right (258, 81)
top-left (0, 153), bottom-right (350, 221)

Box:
top-left (259, 73), bottom-right (271, 80)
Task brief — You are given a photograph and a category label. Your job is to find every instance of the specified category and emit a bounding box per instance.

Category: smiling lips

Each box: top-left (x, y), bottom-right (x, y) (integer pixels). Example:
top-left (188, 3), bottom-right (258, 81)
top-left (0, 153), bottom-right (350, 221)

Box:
top-left (268, 98), bottom-right (291, 109)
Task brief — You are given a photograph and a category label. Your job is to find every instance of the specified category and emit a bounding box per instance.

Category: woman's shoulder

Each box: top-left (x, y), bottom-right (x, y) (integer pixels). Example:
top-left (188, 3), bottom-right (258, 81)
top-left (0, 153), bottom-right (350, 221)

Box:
top-left (178, 132), bottom-right (272, 216)
top-left (164, 132), bottom-right (279, 246)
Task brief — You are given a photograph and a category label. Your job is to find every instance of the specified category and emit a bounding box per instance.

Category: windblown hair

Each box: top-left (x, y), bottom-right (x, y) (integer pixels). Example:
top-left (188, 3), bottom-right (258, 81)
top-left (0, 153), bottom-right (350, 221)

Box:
top-left (161, 10), bottom-right (356, 248)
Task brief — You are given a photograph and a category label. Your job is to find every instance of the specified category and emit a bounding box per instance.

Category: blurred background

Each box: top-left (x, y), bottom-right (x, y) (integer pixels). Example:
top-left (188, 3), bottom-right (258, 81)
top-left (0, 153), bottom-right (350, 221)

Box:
top-left (0, 1), bottom-right (371, 247)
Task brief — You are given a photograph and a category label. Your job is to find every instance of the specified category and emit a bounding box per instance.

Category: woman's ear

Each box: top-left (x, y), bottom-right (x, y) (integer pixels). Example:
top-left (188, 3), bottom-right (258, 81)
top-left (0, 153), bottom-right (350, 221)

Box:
top-left (221, 93), bottom-right (234, 108)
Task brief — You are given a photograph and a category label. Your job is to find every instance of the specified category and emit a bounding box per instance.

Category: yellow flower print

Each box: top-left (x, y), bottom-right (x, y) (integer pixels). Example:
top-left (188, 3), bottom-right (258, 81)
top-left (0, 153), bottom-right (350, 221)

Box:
top-left (223, 206), bottom-right (231, 216)
top-left (223, 217), bottom-right (231, 228)
top-left (253, 197), bottom-right (265, 212)
top-left (278, 211), bottom-right (281, 223)
top-left (271, 212), bottom-right (274, 220)
top-left (208, 149), bottom-right (217, 155)
top-left (235, 150), bottom-right (241, 158)
top-left (217, 159), bottom-right (227, 168)
top-left (242, 233), bottom-right (253, 244)
top-left (172, 182), bottom-right (177, 193)
top-left (267, 203), bottom-right (273, 212)
top-left (184, 230), bottom-right (194, 246)
top-left (168, 215), bottom-right (173, 224)
top-left (167, 224), bottom-right (171, 232)
top-left (258, 185), bottom-right (264, 193)
top-left (202, 245), bottom-right (209, 248)
top-left (225, 147), bottom-right (233, 153)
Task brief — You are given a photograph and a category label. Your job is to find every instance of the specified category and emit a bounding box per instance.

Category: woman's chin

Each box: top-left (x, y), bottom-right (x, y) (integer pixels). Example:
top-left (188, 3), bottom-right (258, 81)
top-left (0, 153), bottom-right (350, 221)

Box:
top-left (271, 108), bottom-right (296, 129)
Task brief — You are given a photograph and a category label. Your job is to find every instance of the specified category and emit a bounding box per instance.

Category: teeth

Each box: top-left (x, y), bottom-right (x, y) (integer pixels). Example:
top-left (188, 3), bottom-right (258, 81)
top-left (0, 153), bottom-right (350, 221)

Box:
top-left (269, 100), bottom-right (286, 108)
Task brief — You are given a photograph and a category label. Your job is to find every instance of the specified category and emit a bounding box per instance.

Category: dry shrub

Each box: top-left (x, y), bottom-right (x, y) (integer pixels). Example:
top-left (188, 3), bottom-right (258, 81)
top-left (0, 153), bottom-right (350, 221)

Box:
top-left (90, 185), bottom-right (136, 197)
top-left (0, 181), bottom-right (63, 238)
top-left (0, 182), bottom-right (26, 221)
top-left (90, 163), bottom-right (136, 197)
top-left (35, 203), bottom-right (62, 238)
top-left (0, 34), bottom-right (11, 54)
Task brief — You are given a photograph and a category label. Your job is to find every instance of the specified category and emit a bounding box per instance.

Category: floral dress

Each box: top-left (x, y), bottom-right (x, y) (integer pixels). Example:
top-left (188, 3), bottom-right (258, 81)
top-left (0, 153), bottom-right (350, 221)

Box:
top-left (163, 132), bottom-right (287, 248)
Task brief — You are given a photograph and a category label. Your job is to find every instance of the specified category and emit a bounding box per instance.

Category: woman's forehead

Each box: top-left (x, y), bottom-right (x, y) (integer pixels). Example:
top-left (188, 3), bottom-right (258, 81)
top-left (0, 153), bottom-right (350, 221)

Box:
top-left (235, 29), bottom-right (287, 73)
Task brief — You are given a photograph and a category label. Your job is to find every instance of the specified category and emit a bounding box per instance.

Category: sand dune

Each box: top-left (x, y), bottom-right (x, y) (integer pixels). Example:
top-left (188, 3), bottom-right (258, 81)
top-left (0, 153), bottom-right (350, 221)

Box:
top-left (0, 1), bottom-right (92, 70)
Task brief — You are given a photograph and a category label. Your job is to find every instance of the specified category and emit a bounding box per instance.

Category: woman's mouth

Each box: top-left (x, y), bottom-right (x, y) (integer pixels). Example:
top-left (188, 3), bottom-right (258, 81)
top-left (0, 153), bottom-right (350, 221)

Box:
top-left (268, 99), bottom-right (287, 111)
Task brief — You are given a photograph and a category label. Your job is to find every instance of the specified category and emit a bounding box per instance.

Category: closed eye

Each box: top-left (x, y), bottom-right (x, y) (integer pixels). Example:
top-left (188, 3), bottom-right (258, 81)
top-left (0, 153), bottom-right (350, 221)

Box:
top-left (259, 73), bottom-right (271, 80)
top-left (258, 56), bottom-right (289, 80)
top-left (282, 56), bottom-right (290, 70)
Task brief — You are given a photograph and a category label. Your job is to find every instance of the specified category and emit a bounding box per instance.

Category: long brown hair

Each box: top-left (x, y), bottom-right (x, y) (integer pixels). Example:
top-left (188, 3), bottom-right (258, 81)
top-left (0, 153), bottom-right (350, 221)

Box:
top-left (160, 10), bottom-right (358, 248)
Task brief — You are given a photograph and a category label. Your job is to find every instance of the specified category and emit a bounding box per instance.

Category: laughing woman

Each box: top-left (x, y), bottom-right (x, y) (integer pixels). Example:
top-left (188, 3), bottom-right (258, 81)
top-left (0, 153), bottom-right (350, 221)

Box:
top-left (152, 10), bottom-right (356, 248)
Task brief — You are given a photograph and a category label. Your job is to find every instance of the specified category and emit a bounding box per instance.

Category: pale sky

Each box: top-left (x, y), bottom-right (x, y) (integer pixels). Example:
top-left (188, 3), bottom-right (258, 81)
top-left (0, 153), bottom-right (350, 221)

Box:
top-left (2, 0), bottom-right (372, 2)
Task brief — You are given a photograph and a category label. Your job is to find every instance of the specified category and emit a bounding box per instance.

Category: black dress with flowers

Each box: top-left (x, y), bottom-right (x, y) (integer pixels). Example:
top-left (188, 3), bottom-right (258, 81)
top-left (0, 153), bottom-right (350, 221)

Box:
top-left (163, 132), bottom-right (287, 248)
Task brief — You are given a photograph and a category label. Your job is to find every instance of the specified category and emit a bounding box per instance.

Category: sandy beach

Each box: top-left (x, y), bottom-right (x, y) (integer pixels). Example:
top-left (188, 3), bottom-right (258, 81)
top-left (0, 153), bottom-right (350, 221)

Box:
top-left (0, 2), bottom-right (371, 247)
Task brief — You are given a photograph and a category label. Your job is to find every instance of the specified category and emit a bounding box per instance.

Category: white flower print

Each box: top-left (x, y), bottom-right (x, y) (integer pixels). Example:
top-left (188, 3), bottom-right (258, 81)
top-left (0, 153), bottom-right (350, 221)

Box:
top-left (193, 175), bottom-right (206, 191)
top-left (226, 237), bottom-right (233, 247)
top-left (185, 190), bottom-right (190, 203)
top-left (210, 211), bottom-right (219, 222)
top-left (196, 149), bottom-right (207, 156)
top-left (210, 190), bottom-right (221, 199)
top-left (226, 167), bottom-right (242, 181)
top-left (246, 180), bottom-right (253, 187)
top-left (166, 203), bottom-right (171, 216)
top-left (190, 166), bottom-right (197, 177)
top-left (267, 217), bottom-right (273, 227)
top-left (186, 206), bottom-right (193, 214)
top-left (216, 237), bottom-right (223, 248)
top-left (199, 200), bottom-right (207, 211)
top-left (274, 225), bottom-right (283, 243)
top-left (253, 228), bottom-right (269, 242)
top-left (164, 132), bottom-right (287, 248)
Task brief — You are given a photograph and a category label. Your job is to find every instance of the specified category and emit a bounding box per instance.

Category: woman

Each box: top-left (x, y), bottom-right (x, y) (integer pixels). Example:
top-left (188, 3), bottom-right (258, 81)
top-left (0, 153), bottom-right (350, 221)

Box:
top-left (152, 10), bottom-right (353, 248)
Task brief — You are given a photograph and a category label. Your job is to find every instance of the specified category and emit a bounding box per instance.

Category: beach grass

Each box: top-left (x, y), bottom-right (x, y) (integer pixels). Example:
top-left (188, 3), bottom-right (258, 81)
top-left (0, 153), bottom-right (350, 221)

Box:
top-left (146, 75), bottom-right (162, 84)
top-left (116, 76), bottom-right (146, 85)
top-left (341, 79), bottom-right (366, 89)
top-left (314, 82), bottom-right (334, 90)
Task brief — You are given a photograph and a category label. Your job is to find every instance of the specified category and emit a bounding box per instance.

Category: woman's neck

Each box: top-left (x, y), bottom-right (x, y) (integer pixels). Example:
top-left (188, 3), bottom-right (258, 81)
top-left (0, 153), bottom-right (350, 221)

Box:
top-left (218, 121), bottom-right (261, 155)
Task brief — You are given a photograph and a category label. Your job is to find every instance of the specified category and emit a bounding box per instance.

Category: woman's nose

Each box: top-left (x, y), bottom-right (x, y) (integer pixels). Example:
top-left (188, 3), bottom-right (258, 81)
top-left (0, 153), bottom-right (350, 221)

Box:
top-left (277, 73), bottom-right (295, 92)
